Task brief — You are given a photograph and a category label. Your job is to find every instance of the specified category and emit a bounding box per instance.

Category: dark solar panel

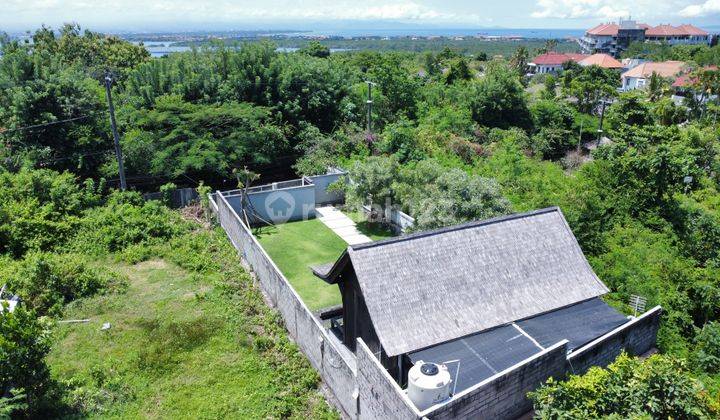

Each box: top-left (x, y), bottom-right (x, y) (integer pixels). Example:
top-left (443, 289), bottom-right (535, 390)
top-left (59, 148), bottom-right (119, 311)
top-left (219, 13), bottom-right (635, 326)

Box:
top-left (407, 298), bottom-right (629, 395)
top-left (408, 324), bottom-right (541, 394)
top-left (516, 298), bottom-right (629, 351)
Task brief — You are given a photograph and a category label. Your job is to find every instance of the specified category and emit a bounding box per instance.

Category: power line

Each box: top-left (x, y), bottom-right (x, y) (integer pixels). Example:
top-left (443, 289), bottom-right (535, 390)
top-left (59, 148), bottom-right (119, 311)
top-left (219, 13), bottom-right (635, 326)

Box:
top-left (0, 114), bottom-right (103, 136)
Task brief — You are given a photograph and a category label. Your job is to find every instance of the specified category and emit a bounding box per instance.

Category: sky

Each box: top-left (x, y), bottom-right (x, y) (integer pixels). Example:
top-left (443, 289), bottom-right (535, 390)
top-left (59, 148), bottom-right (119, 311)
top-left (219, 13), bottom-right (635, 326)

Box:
top-left (2, 0), bottom-right (719, 33)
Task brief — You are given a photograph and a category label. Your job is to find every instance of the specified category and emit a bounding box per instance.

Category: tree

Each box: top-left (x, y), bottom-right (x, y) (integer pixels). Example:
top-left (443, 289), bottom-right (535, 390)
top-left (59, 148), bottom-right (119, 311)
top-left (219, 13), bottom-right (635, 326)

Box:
top-left (509, 46), bottom-right (529, 75)
top-left (344, 156), bottom-right (399, 212)
top-left (423, 52), bottom-right (442, 79)
top-left (653, 97), bottom-right (687, 126)
top-left (647, 71), bottom-right (669, 102)
top-left (31, 24), bottom-right (149, 80)
top-left (470, 62), bottom-right (532, 130)
top-left (444, 57), bottom-right (472, 85)
top-left (530, 99), bottom-right (575, 132)
top-left (535, 39), bottom-right (558, 55)
top-left (298, 41), bottom-right (330, 58)
top-left (394, 159), bottom-right (512, 230)
top-left (379, 119), bottom-right (426, 163)
top-left (0, 41), bottom-right (110, 176)
top-left (563, 65), bottom-right (618, 114)
top-left (541, 74), bottom-right (557, 100)
top-left (530, 353), bottom-right (718, 419)
top-left (367, 53), bottom-right (421, 119)
top-left (0, 306), bottom-right (52, 417)
top-left (606, 91), bottom-right (655, 128)
top-left (115, 95), bottom-right (288, 183)
top-left (693, 322), bottom-right (720, 373)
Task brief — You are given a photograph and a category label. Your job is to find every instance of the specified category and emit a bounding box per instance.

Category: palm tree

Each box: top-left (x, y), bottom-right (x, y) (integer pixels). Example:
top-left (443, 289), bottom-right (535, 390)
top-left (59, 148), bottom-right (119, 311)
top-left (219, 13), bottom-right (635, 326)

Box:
top-left (536, 39), bottom-right (559, 55)
top-left (510, 46), bottom-right (529, 75)
top-left (647, 72), bottom-right (667, 102)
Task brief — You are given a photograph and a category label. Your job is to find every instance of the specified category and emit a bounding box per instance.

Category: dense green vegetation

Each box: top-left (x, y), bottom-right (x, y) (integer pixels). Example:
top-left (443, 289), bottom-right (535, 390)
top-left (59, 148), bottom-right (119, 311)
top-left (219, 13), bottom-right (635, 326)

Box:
top-left (2, 25), bottom-right (720, 417)
top-left (622, 41), bottom-right (720, 66)
top-left (0, 170), bottom-right (336, 418)
top-left (530, 353), bottom-right (720, 418)
top-left (178, 36), bottom-right (580, 57)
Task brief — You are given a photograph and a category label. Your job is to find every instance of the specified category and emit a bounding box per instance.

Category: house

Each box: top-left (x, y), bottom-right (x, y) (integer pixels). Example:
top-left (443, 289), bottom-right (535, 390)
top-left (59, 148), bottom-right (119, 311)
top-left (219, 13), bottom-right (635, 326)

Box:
top-left (621, 58), bottom-right (647, 71)
top-left (528, 52), bottom-right (587, 74)
top-left (312, 207), bottom-right (656, 395)
top-left (621, 60), bottom-right (686, 91)
top-left (579, 20), bottom-right (649, 56)
top-left (579, 20), bottom-right (710, 57)
top-left (645, 24), bottom-right (710, 45)
top-left (579, 53), bottom-right (624, 69)
top-left (672, 66), bottom-right (719, 104)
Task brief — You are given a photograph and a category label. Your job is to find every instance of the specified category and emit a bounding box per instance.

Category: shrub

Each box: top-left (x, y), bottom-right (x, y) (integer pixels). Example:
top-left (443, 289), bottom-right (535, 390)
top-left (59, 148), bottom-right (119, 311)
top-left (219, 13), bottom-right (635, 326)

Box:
top-left (159, 182), bottom-right (177, 207)
top-left (0, 252), bottom-right (127, 316)
top-left (0, 169), bottom-right (101, 258)
top-left (71, 191), bottom-right (190, 255)
top-left (693, 322), bottom-right (720, 374)
top-left (530, 353), bottom-right (718, 419)
top-left (0, 306), bottom-right (52, 417)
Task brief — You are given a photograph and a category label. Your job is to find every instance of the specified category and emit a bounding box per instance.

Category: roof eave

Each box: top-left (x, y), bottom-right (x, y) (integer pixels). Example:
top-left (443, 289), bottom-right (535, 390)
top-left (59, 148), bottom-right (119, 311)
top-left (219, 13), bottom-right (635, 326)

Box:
top-left (311, 250), bottom-right (350, 284)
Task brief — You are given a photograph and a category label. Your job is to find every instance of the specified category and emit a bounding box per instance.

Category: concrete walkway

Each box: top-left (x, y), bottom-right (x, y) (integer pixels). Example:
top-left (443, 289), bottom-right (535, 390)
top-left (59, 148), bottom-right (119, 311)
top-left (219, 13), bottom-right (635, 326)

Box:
top-left (316, 206), bottom-right (372, 245)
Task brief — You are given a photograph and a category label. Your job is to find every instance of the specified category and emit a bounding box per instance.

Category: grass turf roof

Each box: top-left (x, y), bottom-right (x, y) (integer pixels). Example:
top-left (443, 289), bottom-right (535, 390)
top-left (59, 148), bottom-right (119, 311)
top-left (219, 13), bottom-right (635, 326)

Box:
top-left (254, 218), bottom-right (347, 310)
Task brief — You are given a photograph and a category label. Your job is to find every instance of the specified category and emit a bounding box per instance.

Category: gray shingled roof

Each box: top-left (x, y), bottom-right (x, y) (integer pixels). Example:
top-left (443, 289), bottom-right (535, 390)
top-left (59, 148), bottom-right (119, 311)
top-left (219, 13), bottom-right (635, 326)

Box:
top-left (315, 207), bottom-right (610, 357)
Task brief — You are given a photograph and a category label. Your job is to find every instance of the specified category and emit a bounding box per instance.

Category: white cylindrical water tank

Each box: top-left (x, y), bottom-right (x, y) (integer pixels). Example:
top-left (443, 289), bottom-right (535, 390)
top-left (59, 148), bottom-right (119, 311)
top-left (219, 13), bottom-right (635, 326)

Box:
top-left (406, 361), bottom-right (452, 411)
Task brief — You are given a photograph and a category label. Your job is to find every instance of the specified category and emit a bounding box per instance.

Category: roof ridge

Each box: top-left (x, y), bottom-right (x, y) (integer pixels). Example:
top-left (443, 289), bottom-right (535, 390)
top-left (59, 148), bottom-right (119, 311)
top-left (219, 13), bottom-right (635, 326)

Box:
top-left (349, 206), bottom-right (561, 251)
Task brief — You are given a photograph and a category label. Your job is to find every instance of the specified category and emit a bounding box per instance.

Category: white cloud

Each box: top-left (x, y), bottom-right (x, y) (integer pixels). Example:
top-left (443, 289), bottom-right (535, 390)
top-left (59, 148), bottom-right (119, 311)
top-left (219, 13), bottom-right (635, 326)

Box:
top-left (531, 0), bottom-right (631, 19)
top-left (1, 0), bottom-right (480, 23)
top-left (679, 0), bottom-right (720, 16)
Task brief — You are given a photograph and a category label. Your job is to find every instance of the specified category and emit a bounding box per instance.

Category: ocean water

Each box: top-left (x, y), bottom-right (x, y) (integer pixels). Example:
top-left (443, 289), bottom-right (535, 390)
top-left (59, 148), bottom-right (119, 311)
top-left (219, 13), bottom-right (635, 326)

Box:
top-left (307, 28), bottom-right (584, 39)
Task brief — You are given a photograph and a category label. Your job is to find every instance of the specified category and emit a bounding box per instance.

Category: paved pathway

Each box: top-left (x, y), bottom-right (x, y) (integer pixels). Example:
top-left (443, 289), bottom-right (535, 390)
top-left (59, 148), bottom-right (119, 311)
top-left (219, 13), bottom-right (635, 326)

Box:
top-left (316, 206), bottom-right (372, 245)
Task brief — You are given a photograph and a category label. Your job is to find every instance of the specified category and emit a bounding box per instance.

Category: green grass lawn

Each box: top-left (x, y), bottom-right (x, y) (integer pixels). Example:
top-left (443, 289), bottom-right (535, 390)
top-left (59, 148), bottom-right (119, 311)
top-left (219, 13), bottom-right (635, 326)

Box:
top-left (343, 211), bottom-right (397, 242)
top-left (47, 231), bottom-right (337, 419)
top-left (254, 219), bottom-right (347, 310)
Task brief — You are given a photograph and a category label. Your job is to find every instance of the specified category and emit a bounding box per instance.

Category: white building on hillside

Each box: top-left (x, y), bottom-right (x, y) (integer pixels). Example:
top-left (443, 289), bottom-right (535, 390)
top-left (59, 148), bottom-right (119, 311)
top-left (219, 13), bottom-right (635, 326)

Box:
top-left (621, 61), bottom-right (687, 91)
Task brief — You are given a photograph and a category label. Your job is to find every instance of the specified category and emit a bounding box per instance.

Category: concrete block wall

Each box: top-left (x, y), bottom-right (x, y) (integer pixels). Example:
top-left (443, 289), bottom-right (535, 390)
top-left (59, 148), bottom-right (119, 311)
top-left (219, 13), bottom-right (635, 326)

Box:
top-left (425, 341), bottom-right (569, 420)
top-left (567, 306), bottom-right (662, 375)
top-left (356, 339), bottom-right (421, 420)
top-left (216, 194), bottom-right (357, 417)
top-left (308, 171), bottom-right (346, 205)
top-left (215, 191), bottom-right (664, 420)
top-left (225, 184), bottom-right (316, 225)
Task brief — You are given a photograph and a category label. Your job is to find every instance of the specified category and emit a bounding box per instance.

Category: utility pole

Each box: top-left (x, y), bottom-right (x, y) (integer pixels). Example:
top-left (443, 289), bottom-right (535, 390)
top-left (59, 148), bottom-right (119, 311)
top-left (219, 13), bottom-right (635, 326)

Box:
top-left (104, 72), bottom-right (127, 191)
top-left (577, 117), bottom-right (584, 153)
top-left (365, 80), bottom-right (376, 135)
top-left (596, 99), bottom-right (607, 148)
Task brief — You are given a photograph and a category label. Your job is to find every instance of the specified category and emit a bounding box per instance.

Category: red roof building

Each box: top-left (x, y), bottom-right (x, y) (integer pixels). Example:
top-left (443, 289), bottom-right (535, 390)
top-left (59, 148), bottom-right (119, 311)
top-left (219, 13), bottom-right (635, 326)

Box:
top-left (672, 66), bottom-right (718, 88)
top-left (529, 52), bottom-right (588, 74)
top-left (586, 23), bottom-right (620, 36)
top-left (645, 24), bottom-right (686, 37)
top-left (580, 21), bottom-right (710, 57)
top-left (579, 54), bottom-right (624, 69)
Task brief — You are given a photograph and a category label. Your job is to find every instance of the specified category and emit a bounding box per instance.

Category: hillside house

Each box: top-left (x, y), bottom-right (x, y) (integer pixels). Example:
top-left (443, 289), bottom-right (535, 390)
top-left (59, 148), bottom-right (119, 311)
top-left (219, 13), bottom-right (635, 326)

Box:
top-left (312, 207), bottom-right (659, 397)
top-left (528, 52), bottom-right (587, 74)
top-left (579, 53), bottom-right (624, 69)
top-left (621, 60), bottom-right (687, 91)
